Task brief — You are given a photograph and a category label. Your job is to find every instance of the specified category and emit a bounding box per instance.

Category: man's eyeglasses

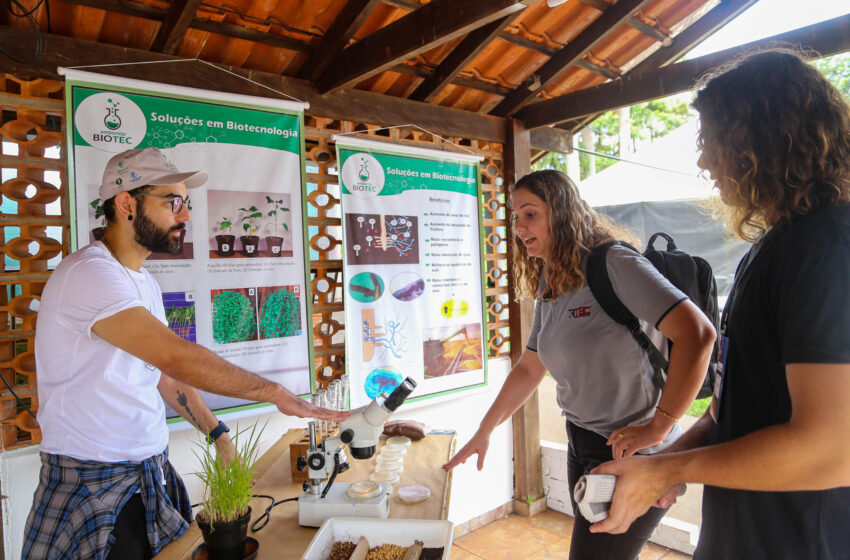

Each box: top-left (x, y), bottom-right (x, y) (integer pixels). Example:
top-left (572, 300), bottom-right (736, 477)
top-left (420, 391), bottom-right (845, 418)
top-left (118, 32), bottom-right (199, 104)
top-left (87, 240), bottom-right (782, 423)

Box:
top-left (135, 193), bottom-right (191, 214)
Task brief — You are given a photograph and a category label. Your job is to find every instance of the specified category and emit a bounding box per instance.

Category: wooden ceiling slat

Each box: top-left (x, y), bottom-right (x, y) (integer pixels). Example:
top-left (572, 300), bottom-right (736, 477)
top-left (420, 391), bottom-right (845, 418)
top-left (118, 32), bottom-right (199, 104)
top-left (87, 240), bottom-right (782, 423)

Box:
top-left (0, 25), bottom-right (570, 152)
top-left (317, 0), bottom-right (527, 94)
top-left (490, 0), bottom-right (653, 117)
top-left (518, 13), bottom-right (850, 128)
top-left (408, 13), bottom-right (520, 102)
top-left (58, 0), bottom-right (312, 52)
top-left (297, 0), bottom-right (383, 81)
top-left (150, 0), bottom-right (204, 54)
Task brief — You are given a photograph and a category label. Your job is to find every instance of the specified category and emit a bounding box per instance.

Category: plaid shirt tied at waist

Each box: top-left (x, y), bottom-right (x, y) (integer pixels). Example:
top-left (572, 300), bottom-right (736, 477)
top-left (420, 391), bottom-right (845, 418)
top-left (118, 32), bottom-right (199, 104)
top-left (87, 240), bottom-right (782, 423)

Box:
top-left (22, 450), bottom-right (192, 560)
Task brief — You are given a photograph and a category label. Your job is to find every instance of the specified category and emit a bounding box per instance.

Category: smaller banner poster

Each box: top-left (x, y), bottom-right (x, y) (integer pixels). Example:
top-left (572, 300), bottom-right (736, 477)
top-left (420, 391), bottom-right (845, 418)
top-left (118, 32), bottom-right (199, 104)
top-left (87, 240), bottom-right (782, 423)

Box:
top-left (63, 69), bottom-right (314, 417)
top-left (335, 136), bottom-right (488, 407)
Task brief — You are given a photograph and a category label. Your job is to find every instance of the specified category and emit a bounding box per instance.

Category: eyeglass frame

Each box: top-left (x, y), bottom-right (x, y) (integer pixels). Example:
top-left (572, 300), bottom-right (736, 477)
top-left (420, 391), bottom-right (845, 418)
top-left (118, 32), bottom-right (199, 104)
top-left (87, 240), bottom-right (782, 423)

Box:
top-left (133, 191), bottom-right (191, 214)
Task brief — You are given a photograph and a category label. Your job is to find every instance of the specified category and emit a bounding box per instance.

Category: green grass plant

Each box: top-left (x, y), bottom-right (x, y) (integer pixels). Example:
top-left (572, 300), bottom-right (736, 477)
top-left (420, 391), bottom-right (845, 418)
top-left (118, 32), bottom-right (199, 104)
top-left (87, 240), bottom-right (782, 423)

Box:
top-left (194, 421), bottom-right (266, 526)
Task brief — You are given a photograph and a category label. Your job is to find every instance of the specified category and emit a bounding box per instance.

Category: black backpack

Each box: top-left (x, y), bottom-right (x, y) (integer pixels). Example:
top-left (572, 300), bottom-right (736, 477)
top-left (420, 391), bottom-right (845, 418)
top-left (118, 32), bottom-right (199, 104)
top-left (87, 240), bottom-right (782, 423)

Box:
top-left (586, 232), bottom-right (719, 400)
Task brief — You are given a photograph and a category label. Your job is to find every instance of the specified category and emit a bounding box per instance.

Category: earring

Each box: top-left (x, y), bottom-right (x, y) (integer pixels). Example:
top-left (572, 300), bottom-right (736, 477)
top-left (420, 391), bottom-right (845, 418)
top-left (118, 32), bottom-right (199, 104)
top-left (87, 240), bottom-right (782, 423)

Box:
top-left (128, 215), bottom-right (133, 221)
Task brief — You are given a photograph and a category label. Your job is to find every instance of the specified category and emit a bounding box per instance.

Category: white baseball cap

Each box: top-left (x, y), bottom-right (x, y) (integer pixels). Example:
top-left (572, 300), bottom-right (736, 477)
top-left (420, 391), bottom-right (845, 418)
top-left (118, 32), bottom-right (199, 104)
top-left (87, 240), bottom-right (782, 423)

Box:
top-left (99, 147), bottom-right (208, 200)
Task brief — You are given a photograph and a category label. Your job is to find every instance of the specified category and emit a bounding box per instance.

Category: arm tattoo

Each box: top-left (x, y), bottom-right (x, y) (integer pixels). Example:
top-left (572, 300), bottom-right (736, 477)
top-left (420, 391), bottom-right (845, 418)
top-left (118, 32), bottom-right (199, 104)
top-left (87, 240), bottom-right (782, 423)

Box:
top-left (176, 390), bottom-right (201, 430)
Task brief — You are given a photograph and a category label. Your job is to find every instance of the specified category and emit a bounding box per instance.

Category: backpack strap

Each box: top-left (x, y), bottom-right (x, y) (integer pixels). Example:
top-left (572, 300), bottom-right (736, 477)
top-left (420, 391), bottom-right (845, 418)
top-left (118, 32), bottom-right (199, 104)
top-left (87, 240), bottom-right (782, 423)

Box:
top-left (586, 241), bottom-right (669, 388)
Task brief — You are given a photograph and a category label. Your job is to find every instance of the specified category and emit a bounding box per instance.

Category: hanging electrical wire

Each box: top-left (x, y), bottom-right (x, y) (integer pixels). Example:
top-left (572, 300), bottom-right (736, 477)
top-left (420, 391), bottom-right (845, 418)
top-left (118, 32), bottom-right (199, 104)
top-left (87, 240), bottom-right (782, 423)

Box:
top-left (1, 0), bottom-right (47, 63)
top-left (573, 146), bottom-right (699, 177)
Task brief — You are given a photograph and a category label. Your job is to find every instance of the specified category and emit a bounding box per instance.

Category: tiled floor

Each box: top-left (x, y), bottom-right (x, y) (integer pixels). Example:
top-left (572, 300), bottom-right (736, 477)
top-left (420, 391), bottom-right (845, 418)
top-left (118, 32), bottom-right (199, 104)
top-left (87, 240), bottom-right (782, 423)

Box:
top-left (451, 510), bottom-right (691, 560)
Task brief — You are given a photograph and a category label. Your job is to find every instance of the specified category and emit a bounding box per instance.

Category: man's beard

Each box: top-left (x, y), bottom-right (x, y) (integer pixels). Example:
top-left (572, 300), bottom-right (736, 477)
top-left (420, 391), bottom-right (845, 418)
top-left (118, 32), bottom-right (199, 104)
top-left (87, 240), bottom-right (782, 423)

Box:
top-left (134, 206), bottom-right (184, 254)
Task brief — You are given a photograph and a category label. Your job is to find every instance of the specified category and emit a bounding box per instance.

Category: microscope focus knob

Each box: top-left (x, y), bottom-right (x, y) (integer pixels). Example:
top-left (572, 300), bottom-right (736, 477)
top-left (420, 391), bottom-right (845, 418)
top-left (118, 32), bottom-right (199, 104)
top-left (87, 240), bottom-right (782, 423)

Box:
top-left (340, 429), bottom-right (354, 444)
top-left (302, 481), bottom-right (310, 492)
top-left (296, 455), bottom-right (307, 471)
top-left (307, 453), bottom-right (325, 471)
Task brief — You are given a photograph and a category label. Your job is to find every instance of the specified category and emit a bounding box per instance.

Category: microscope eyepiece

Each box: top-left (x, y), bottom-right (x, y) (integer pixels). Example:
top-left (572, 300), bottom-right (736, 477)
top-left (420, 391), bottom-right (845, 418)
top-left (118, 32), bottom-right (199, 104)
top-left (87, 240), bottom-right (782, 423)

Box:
top-left (384, 377), bottom-right (417, 411)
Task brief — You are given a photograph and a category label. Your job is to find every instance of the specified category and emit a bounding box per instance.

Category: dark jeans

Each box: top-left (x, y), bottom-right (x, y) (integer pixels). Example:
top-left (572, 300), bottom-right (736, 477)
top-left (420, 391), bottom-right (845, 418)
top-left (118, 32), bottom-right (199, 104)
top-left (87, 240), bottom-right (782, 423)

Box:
top-left (566, 422), bottom-right (669, 560)
top-left (107, 494), bottom-right (153, 560)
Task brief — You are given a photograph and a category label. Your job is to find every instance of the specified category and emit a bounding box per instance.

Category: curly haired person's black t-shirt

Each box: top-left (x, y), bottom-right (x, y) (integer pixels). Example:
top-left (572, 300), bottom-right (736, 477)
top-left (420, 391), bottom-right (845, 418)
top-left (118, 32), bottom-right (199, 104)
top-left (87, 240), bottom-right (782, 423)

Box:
top-left (696, 202), bottom-right (850, 560)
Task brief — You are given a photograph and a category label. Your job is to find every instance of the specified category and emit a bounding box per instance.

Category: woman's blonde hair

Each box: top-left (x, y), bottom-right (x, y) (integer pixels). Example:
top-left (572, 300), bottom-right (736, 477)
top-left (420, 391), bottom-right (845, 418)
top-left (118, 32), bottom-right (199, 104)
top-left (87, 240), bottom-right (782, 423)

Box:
top-left (693, 47), bottom-right (850, 241)
top-left (510, 169), bottom-right (637, 299)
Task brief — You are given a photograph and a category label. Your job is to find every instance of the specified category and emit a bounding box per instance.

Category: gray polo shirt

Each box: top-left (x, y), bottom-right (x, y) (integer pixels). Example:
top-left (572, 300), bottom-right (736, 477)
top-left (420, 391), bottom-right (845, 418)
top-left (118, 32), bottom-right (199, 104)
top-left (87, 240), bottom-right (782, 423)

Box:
top-left (527, 245), bottom-right (687, 442)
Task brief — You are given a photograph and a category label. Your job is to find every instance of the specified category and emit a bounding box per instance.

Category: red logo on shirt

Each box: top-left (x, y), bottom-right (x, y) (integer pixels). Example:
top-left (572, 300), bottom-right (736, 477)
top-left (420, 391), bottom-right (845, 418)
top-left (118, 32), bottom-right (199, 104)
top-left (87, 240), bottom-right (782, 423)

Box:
top-left (568, 306), bottom-right (591, 318)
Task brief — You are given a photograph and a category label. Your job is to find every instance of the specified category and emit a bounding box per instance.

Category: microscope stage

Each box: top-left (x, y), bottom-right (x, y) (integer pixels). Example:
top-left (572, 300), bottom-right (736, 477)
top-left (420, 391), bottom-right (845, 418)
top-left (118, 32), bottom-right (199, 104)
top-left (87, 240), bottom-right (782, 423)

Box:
top-left (298, 483), bottom-right (390, 527)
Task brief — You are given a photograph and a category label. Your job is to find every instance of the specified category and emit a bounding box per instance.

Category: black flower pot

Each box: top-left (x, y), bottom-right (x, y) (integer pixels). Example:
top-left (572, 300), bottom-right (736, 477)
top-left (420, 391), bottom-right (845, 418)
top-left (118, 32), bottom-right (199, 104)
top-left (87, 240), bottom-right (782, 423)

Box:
top-left (215, 234), bottom-right (236, 257)
top-left (197, 507), bottom-right (253, 560)
top-left (239, 235), bottom-right (260, 257)
top-left (264, 235), bottom-right (283, 257)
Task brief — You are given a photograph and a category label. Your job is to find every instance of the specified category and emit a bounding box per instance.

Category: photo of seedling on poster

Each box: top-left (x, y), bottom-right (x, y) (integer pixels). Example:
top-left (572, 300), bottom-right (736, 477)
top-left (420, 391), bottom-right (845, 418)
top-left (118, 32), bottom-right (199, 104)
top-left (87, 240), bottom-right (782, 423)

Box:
top-left (257, 285), bottom-right (302, 340)
top-left (210, 287), bottom-right (258, 344)
top-left (163, 291), bottom-right (197, 343)
top-left (207, 190), bottom-right (293, 258)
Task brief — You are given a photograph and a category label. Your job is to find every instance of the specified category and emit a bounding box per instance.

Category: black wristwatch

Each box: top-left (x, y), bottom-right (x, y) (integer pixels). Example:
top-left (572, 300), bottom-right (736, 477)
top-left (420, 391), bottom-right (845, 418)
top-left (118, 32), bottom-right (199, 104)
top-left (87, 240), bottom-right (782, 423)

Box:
top-left (207, 421), bottom-right (230, 444)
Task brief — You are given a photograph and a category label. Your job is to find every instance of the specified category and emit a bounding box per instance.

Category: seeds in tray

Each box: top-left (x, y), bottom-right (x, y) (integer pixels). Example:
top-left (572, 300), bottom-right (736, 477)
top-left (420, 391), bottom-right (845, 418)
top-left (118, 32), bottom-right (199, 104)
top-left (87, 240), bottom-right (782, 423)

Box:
top-left (327, 540), bottom-right (357, 560)
top-left (366, 544), bottom-right (408, 560)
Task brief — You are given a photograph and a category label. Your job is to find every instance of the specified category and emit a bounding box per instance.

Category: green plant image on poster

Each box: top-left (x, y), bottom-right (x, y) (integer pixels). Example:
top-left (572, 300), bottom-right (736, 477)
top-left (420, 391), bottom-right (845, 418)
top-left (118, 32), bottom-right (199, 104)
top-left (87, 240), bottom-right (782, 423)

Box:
top-left (166, 304), bottom-right (196, 342)
top-left (212, 290), bottom-right (256, 344)
top-left (259, 288), bottom-right (300, 339)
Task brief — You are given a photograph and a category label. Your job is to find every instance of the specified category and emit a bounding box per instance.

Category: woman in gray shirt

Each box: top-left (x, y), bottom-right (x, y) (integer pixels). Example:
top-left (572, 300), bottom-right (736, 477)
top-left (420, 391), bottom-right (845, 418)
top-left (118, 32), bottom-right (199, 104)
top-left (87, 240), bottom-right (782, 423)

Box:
top-left (444, 169), bottom-right (716, 560)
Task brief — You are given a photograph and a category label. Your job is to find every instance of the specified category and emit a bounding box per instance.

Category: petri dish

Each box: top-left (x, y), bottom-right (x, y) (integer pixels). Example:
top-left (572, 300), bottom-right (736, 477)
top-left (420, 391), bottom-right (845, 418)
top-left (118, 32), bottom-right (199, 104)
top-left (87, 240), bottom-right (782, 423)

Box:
top-left (377, 448), bottom-right (405, 461)
top-left (374, 461), bottom-right (404, 473)
top-left (386, 436), bottom-right (412, 448)
top-left (369, 470), bottom-right (400, 486)
top-left (397, 485), bottom-right (431, 504)
top-left (346, 480), bottom-right (383, 500)
top-left (376, 455), bottom-right (404, 466)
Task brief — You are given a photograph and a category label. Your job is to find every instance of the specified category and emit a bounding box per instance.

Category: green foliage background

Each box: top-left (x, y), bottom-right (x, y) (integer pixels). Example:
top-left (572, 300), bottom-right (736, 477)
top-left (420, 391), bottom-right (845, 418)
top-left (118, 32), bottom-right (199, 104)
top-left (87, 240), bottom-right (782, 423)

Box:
top-left (212, 290), bottom-right (256, 344)
top-left (533, 52), bottom-right (850, 182)
top-left (259, 288), bottom-right (300, 339)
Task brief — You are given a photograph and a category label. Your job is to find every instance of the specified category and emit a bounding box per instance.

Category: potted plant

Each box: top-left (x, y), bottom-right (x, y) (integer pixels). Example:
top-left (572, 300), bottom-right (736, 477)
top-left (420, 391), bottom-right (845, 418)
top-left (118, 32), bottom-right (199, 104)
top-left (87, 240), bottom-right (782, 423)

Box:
top-left (262, 196), bottom-right (289, 257)
top-left (215, 216), bottom-right (236, 257)
top-left (90, 198), bottom-right (106, 241)
top-left (238, 206), bottom-right (262, 257)
top-left (194, 421), bottom-right (265, 560)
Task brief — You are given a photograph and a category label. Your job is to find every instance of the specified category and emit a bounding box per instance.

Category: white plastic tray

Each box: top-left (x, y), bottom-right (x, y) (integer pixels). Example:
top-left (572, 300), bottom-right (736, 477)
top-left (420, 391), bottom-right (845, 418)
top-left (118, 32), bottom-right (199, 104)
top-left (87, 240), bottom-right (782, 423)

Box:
top-left (300, 517), bottom-right (453, 560)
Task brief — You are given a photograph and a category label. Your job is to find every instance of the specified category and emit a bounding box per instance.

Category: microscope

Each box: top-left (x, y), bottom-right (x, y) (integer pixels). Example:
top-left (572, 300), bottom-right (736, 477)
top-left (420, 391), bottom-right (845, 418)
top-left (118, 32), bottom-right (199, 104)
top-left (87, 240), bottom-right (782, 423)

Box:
top-left (296, 377), bottom-right (417, 527)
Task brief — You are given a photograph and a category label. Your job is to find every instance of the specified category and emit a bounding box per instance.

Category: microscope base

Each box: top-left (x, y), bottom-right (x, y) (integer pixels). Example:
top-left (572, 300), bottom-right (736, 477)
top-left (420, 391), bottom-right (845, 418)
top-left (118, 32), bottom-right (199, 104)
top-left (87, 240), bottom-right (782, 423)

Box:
top-left (297, 483), bottom-right (390, 527)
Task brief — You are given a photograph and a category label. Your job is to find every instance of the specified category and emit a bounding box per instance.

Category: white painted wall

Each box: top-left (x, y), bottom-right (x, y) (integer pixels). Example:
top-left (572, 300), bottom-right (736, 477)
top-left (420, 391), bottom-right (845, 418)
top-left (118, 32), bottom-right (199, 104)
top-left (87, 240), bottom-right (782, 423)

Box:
top-left (1, 358), bottom-right (514, 559)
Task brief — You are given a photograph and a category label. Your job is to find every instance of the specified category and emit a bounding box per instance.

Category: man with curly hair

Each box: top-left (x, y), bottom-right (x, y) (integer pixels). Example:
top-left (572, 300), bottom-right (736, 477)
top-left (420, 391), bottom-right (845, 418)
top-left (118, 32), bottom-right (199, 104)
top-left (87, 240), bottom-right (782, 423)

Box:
top-left (591, 48), bottom-right (850, 559)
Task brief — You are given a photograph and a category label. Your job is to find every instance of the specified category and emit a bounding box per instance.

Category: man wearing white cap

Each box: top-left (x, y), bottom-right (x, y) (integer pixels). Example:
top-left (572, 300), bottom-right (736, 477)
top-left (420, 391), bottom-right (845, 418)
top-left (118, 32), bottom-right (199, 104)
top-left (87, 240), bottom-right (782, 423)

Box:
top-left (22, 148), bottom-right (346, 560)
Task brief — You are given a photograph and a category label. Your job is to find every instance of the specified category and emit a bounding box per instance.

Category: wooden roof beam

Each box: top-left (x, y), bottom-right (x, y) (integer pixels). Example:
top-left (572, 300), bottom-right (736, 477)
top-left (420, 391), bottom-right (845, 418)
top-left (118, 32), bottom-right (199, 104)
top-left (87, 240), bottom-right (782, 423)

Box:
top-left (0, 25), bottom-right (570, 152)
top-left (317, 0), bottom-right (528, 94)
top-left (408, 13), bottom-right (520, 102)
top-left (59, 0), bottom-right (311, 52)
top-left (517, 13), bottom-right (850, 129)
top-left (297, 0), bottom-right (383, 81)
top-left (490, 0), bottom-right (653, 117)
top-left (564, 0), bottom-right (763, 134)
top-left (150, 0), bottom-right (203, 54)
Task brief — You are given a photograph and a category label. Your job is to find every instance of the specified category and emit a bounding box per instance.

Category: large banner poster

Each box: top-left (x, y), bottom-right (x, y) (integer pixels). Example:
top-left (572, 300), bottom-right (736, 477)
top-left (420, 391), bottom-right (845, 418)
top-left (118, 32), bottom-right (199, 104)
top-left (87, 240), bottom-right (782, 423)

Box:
top-left (63, 69), bottom-right (313, 417)
top-left (335, 136), bottom-right (488, 408)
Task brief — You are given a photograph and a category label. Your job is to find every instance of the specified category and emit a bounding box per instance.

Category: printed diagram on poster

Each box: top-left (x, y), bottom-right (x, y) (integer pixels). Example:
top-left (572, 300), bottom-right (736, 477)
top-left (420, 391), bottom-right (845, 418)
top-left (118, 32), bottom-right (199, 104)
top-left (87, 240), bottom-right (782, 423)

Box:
top-left (336, 136), bottom-right (487, 407)
top-left (65, 69), bottom-right (314, 417)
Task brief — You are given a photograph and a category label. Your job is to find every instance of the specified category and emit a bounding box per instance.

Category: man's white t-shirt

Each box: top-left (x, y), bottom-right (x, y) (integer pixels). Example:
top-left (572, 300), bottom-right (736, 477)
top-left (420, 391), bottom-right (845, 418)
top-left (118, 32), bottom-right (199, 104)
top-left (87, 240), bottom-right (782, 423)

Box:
top-left (35, 242), bottom-right (169, 462)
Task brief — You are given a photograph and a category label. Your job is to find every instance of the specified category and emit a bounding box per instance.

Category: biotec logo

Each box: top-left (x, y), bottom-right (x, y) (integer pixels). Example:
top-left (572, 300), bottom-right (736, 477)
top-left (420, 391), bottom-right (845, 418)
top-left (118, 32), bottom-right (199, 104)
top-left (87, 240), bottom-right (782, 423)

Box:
top-left (75, 92), bottom-right (146, 152)
top-left (341, 152), bottom-right (385, 199)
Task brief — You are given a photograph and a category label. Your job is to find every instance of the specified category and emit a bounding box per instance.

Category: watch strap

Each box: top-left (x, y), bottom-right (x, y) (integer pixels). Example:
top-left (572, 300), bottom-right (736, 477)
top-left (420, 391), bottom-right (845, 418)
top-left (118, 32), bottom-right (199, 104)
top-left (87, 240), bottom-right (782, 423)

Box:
top-left (207, 420), bottom-right (230, 444)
